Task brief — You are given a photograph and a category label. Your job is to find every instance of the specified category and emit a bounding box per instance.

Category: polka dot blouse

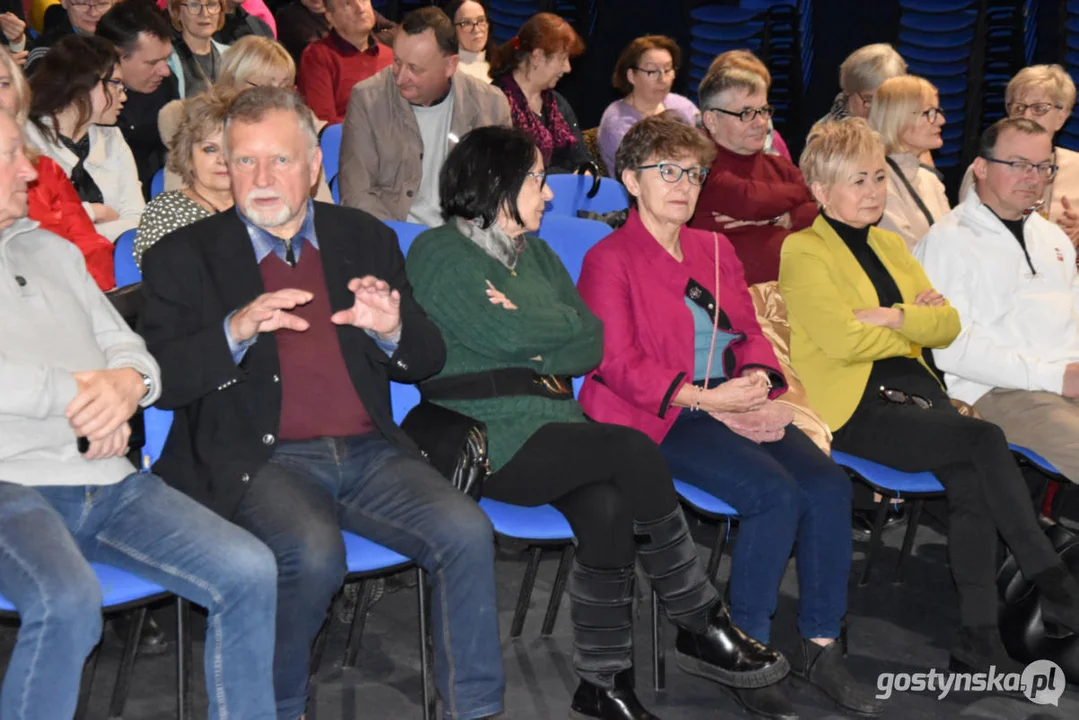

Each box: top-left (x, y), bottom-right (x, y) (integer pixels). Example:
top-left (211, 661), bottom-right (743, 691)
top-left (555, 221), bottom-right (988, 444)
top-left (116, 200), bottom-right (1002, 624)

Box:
top-left (133, 190), bottom-right (213, 269)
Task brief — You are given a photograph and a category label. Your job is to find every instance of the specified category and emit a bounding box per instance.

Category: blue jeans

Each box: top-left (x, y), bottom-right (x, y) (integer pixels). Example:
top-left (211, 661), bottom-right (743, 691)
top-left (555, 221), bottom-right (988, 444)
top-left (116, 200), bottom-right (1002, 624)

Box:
top-left (660, 412), bottom-right (852, 643)
top-left (0, 474), bottom-right (278, 720)
top-left (230, 433), bottom-right (504, 720)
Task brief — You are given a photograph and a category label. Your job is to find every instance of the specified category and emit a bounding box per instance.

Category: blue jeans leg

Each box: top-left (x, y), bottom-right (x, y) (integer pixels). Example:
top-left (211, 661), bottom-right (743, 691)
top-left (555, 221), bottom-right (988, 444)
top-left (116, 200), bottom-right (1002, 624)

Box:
top-left (38, 474), bottom-right (279, 720)
top-left (0, 482), bottom-right (103, 720)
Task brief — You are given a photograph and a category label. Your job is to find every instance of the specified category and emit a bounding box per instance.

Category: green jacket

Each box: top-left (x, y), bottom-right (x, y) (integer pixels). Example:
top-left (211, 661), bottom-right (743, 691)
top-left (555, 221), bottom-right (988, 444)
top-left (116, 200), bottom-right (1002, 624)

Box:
top-left (406, 222), bottom-right (603, 470)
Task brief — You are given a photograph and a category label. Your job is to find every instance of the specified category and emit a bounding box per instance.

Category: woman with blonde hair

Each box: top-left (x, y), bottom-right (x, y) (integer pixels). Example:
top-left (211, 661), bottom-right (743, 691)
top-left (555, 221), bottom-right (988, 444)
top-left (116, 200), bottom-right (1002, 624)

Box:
top-left (708, 49), bottom-right (790, 160)
top-left (959, 64), bottom-right (1079, 244)
top-left (165, 0), bottom-right (230, 97)
top-left (869, 75), bottom-right (949, 251)
top-left (825, 43), bottom-right (908, 122)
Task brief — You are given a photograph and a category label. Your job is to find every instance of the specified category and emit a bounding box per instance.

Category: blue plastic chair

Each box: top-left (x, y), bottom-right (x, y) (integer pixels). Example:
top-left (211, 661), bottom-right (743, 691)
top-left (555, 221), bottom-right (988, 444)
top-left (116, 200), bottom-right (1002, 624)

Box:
top-left (385, 219), bottom-right (428, 256)
top-left (830, 450), bottom-right (946, 586)
top-left (536, 216), bottom-right (612, 283)
top-left (114, 229), bottom-right (141, 287)
top-left (150, 168), bottom-right (165, 198)
top-left (1010, 444), bottom-right (1070, 521)
top-left (319, 123), bottom-right (343, 190)
top-left (544, 174), bottom-right (629, 218)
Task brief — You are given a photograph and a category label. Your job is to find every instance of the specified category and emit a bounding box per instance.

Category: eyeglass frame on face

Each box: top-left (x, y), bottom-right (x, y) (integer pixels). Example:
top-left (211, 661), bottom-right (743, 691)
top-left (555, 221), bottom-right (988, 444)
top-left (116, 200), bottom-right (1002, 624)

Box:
top-left (1007, 101), bottom-right (1065, 118)
top-left (181, 0), bottom-right (222, 14)
top-left (68, 0), bottom-right (112, 10)
top-left (705, 105), bottom-right (775, 123)
top-left (981, 155), bottom-right (1059, 180)
top-left (635, 162), bottom-right (708, 186)
top-left (632, 66), bottom-right (676, 80)
top-left (102, 76), bottom-right (125, 92)
top-left (454, 18), bottom-right (488, 31)
top-left (917, 106), bottom-right (945, 123)
top-left (524, 170), bottom-right (547, 187)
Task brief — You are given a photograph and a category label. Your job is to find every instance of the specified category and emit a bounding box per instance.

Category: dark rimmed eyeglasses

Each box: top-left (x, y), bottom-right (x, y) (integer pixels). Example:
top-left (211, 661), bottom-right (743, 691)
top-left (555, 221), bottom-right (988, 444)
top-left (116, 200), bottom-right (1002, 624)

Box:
top-left (982, 156), bottom-right (1059, 180)
top-left (1007, 101), bottom-right (1065, 117)
top-left (102, 77), bottom-right (125, 91)
top-left (181, 1), bottom-right (221, 13)
top-left (706, 105), bottom-right (775, 123)
top-left (633, 67), bottom-right (676, 79)
top-left (878, 387), bottom-right (933, 410)
top-left (636, 162), bottom-right (708, 186)
top-left (454, 18), bottom-right (488, 31)
top-left (918, 107), bottom-right (945, 123)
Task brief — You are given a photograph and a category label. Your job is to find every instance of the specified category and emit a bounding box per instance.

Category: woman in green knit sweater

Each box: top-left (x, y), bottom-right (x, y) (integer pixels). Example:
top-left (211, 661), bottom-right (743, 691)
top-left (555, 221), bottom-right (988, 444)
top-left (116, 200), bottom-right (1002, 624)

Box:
top-left (405, 126), bottom-right (787, 720)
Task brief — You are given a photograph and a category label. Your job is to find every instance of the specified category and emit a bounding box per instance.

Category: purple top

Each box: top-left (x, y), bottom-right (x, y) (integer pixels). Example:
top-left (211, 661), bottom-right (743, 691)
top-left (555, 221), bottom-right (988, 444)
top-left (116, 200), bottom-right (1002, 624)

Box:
top-left (597, 93), bottom-right (700, 177)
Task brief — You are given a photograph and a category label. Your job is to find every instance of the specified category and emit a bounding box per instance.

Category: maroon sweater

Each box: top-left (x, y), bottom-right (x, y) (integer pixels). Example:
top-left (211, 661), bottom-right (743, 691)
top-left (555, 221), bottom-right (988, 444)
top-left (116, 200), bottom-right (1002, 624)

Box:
top-left (690, 142), bottom-right (818, 285)
top-left (259, 246), bottom-right (375, 440)
top-left (298, 32), bottom-right (394, 124)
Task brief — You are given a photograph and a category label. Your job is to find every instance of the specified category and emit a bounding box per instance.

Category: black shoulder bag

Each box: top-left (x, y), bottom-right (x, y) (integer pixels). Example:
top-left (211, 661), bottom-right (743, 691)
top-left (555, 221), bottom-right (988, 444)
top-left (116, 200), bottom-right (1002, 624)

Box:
top-left (401, 403), bottom-right (488, 500)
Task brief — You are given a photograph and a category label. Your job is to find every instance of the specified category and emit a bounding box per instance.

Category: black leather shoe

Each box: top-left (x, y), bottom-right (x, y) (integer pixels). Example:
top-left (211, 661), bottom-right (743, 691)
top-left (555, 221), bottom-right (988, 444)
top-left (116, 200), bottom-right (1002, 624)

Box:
top-left (724, 683), bottom-right (799, 720)
top-left (569, 670), bottom-right (661, 719)
top-left (1031, 565), bottom-right (1079, 638)
top-left (793, 641), bottom-right (883, 717)
top-left (948, 626), bottom-right (1024, 675)
top-left (851, 504), bottom-right (906, 542)
top-left (675, 603), bottom-right (790, 689)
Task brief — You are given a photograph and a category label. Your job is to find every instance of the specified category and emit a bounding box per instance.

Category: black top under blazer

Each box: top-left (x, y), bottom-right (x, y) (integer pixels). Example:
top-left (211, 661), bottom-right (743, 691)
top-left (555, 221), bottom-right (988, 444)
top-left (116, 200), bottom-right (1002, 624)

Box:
top-left (138, 202), bottom-right (446, 518)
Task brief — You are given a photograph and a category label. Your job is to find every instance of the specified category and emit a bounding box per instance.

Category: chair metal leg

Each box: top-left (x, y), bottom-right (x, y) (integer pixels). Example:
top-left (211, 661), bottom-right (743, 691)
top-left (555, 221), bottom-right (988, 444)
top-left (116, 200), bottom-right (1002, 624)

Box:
top-left (343, 580), bottom-right (371, 669)
top-left (108, 607), bottom-right (147, 719)
top-left (541, 545), bottom-right (574, 637)
top-left (651, 588), bottom-right (665, 693)
top-left (310, 613), bottom-right (331, 676)
top-left (857, 497), bottom-right (891, 586)
top-left (510, 546), bottom-right (543, 638)
top-left (706, 518), bottom-right (730, 585)
top-left (416, 568), bottom-right (434, 720)
top-left (176, 599), bottom-right (191, 720)
top-left (75, 643), bottom-right (101, 720)
top-left (894, 500), bottom-right (925, 585)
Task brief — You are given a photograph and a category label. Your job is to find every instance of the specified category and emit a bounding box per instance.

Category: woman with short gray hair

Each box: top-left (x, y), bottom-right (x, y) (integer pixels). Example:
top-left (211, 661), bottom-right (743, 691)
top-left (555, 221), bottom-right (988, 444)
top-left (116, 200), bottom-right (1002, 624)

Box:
top-left (825, 43), bottom-right (908, 122)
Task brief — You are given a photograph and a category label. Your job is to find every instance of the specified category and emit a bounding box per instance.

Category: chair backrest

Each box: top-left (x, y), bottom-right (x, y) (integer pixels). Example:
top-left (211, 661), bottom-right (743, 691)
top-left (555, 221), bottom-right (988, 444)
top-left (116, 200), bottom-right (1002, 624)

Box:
top-left (390, 381), bottom-right (420, 425)
top-left (536, 215), bottom-right (613, 283)
top-left (114, 230), bottom-right (141, 287)
top-left (142, 406), bottom-right (174, 469)
top-left (544, 174), bottom-right (629, 218)
top-left (320, 123), bottom-right (343, 189)
top-left (384, 220), bottom-right (427, 255)
top-left (150, 168), bottom-right (165, 198)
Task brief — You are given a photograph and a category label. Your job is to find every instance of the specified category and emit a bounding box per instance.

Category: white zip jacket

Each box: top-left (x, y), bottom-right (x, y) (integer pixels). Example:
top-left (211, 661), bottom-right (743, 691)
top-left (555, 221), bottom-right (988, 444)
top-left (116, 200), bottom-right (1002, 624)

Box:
top-left (917, 188), bottom-right (1079, 405)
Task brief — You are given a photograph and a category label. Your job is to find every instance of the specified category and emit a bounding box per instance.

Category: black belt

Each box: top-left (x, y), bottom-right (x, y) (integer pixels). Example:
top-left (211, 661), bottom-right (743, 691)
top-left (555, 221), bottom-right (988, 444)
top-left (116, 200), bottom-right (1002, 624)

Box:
top-left (421, 368), bottom-right (574, 402)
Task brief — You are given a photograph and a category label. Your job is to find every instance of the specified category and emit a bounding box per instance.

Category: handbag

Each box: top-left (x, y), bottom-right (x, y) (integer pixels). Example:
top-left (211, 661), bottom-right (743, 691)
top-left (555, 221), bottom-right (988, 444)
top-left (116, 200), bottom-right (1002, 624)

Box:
top-left (400, 401), bottom-right (488, 500)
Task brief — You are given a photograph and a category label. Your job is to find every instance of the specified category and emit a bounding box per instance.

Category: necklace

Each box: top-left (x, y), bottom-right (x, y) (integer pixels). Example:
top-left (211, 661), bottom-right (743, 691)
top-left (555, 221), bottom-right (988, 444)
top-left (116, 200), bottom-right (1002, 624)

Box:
top-left (187, 186), bottom-right (227, 214)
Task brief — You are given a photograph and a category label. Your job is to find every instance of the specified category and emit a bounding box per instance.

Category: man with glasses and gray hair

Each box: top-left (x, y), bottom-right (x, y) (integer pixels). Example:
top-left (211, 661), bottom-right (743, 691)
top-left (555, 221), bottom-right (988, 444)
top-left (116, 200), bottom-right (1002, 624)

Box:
top-left (919, 117), bottom-right (1079, 487)
top-left (689, 65), bottom-right (816, 284)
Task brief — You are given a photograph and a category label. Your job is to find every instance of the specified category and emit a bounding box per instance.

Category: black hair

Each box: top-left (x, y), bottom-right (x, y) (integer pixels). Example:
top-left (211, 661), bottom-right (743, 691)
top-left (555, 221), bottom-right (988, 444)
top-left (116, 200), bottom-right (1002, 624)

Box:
top-left (400, 6), bottom-right (458, 56)
top-left (29, 35), bottom-right (119, 143)
top-left (979, 117), bottom-right (1048, 158)
top-left (96, 0), bottom-right (172, 55)
top-left (440, 126), bottom-right (538, 228)
top-left (442, 0), bottom-right (492, 59)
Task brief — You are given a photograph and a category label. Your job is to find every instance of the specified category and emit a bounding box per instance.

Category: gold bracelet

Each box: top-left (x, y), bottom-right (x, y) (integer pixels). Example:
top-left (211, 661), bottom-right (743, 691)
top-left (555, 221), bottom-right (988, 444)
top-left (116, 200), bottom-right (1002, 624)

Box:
top-left (692, 385), bottom-right (703, 412)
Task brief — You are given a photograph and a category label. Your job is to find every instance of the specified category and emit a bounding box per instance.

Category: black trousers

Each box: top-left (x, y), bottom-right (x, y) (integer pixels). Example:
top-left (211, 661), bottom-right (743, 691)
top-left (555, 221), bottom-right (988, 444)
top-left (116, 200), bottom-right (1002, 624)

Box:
top-left (834, 383), bottom-right (1059, 627)
top-left (485, 422), bottom-right (680, 569)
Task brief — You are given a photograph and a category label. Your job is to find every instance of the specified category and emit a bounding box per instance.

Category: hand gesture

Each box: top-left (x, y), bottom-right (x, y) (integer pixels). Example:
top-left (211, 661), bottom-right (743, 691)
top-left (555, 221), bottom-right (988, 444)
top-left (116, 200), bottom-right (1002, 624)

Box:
top-left (330, 276), bottom-right (402, 337)
top-left (229, 289), bottom-right (314, 343)
top-left (853, 306), bottom-right (904, 328)
top-left (65, 368), bottom-right (146, 441)
top-left (914, 289), bottom-right (946, 307)
top-left (485, 280), bottom-right (518, 310)
top-left (0, 13), bottom-right (25, 44)
top-left (701, 375), bottom-right (770, 414)
top-left (1064, 363), bottom-right (1079, 399)
top-left (82, 422), bottom-right (132, 460)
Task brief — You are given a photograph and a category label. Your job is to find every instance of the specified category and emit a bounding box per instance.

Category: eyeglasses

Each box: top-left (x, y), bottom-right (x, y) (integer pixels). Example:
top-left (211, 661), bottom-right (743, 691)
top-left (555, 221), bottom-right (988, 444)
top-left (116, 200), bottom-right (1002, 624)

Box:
top-left (182, 1), bottom-right (222, 14)
top-left (878, 387), bottom-right (933, 409)
top-left (102, 77), bottom-right (125, 91)
top-left (524, 170), bottom-right (547, 187)
top-left (636, 162), bottom-right (708, 186)
top-left (982, 156), bottom-right (1059, 180)
top-left (454, 18), bottom-right (488, 31)
top-left (69, 0), bottom-right (112, 9)
top-left (854, 91), bottom-right (873, 108)
top-left (918, 107), bottom-right (945, 123)
top-left (706, 105), bottom-right (775, 123)
top-left (633, 66), bottom-right (676, 79)
top-left (1007, 102), bottom-right (1064, 117)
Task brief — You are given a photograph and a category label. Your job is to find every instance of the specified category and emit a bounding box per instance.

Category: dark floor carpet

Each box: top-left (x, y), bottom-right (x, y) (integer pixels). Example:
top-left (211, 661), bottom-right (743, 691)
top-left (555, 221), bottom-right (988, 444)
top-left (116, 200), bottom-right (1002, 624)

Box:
top-left (2, 508), bottom-right (1076, 720)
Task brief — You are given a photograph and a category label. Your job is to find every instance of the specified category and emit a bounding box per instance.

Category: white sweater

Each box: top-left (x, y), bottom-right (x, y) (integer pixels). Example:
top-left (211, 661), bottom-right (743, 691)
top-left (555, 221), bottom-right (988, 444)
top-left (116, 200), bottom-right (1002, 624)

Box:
top-left (917, 188), bottom-right (1079, 405)
top-left (24, 121), bottom-right (145, 242)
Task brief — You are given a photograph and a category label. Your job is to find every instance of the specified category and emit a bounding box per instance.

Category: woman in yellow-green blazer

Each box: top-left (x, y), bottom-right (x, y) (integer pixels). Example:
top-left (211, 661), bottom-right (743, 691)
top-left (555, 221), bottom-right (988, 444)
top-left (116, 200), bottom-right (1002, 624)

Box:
top-left (781, 118), bottom-right (1079, 674)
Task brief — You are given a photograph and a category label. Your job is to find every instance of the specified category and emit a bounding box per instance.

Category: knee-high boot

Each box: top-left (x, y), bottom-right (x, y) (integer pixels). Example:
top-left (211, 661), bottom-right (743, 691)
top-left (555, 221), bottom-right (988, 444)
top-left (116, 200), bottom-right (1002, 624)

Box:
top-left (634, 507), bottom-right (790, 689)
top-left (568, 561), bottom-right (662, 720)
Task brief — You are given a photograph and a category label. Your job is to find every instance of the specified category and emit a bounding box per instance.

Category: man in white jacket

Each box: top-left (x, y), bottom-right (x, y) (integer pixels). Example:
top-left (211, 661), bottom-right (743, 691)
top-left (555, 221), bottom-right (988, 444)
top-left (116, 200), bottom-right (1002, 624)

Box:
top-left (918, 117), bottom-right (1079, 483)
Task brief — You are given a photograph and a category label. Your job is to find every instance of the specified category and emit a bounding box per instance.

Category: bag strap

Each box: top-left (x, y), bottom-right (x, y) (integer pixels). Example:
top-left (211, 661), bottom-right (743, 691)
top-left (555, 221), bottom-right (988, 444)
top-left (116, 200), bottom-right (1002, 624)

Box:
top-left (886, 156), bottom-right (936, 228)
top-left (702, 233), bottom-right (721, 382)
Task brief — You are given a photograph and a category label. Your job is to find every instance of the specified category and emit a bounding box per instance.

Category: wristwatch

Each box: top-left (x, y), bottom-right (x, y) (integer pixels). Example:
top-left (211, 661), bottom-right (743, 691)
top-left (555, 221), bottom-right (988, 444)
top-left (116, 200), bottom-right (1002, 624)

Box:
top-left (139, 372), bottom-right (153, 399)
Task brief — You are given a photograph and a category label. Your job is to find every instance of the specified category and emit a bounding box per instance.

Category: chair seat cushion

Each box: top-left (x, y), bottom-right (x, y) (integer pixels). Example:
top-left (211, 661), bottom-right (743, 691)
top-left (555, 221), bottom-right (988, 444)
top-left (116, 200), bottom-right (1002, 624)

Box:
top-left (831, 451), bottom-right (945, 495)
top-left (1010, 444), bottom-right (1063, 477)
top-left (479, 498), bottom-right (573, 541)
top-left (0, 563), bottom-right (167, 613)
top-left (674, 480), bottom-right (739, 517)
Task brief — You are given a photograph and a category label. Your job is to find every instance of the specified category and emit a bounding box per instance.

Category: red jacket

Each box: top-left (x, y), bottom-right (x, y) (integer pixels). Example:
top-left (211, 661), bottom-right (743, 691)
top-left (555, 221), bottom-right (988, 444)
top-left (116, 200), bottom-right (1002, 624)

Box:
top-left (576, 208), bottom-right (786, 444)
top-left (28, 156), bottom-right (115, 291)
top-left (689, 142), bottom-right (817, 285)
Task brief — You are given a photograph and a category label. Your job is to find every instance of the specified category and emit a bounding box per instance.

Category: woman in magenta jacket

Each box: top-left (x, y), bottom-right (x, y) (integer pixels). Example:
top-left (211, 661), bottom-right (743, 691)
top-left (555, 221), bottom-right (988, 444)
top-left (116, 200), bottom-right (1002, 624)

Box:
top-left (577, 114), bottom-right (881, 719)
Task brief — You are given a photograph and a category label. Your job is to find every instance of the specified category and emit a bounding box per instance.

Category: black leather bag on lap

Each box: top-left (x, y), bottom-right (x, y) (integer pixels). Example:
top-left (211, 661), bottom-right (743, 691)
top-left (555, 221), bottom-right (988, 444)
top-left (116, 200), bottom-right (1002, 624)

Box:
top-left (401, 402), bottom-right (488, 500)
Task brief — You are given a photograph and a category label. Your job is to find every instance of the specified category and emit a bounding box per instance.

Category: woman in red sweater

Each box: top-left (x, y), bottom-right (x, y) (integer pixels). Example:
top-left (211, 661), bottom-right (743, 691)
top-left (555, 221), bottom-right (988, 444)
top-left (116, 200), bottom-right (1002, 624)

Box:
top-left (0, 47), bottom-right (114, 290)
top-left (690, 66), bottom-right (816, 285)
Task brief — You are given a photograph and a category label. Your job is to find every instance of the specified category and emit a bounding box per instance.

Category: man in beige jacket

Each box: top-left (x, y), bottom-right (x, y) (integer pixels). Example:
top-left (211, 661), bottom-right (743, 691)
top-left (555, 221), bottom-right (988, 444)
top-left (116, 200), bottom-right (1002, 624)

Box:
top-left (339, 6), bottom-right (510, 223)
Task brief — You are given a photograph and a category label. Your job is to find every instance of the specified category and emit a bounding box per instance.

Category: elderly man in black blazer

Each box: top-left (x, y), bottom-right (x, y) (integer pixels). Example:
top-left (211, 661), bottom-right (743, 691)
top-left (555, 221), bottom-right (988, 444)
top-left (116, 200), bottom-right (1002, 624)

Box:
top-left (139, 87), bottom-right (504, 720)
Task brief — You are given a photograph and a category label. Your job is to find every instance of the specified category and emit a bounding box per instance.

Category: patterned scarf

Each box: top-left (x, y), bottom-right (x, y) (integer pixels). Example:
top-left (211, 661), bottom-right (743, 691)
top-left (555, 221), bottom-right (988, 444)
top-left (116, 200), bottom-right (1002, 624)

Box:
top-left (59, 133), bottom-right (104, 205)
top-left (454, 216), bottom-right (526, 271)
top-left (495, 73), bottom-right (577, 165)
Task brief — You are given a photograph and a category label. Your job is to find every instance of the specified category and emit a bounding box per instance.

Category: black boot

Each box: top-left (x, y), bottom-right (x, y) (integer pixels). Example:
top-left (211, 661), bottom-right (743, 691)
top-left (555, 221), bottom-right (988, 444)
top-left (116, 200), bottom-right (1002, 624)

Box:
top-left (1030, 564), bottom-right (1079, 638)
top-left (948, 625), bottom-right (1024, 674)
top-left (634, 508), bottom-right (790, 689)
top-left (793, 640), bottom-right (883, 717)
top-left (570, 670), bottom-right (662, 720)
top-left (725, 684), bottom-right (799, 720)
